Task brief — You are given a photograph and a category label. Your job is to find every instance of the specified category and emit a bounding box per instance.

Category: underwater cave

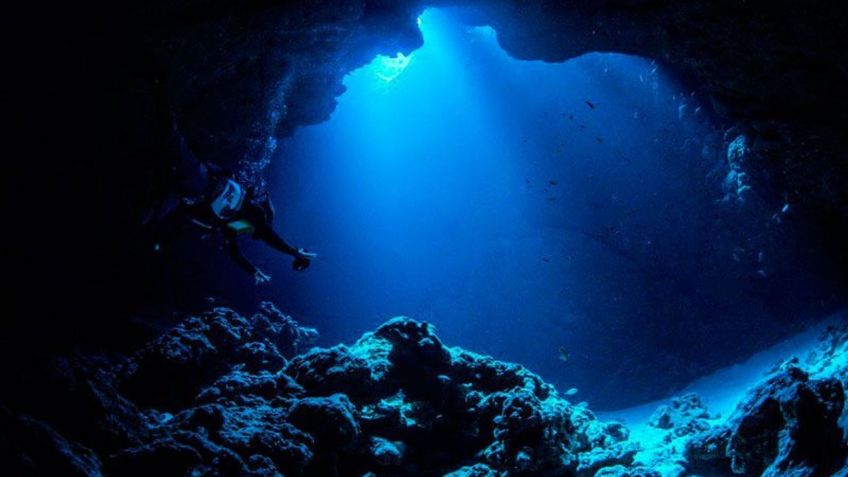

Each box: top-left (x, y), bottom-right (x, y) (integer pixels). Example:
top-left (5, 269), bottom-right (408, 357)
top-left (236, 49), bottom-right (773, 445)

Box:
top-left (265, 8), bottom-right (777, 408)
top-left (4, 1), bottom-right (848, 476)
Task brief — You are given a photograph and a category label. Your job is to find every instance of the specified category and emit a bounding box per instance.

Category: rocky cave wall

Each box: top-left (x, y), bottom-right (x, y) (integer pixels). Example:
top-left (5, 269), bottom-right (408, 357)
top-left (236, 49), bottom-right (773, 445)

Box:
top-left (7, 0), bottom-right (846, 340)
top-left (3, 2), bottom-right (848, 473)
top-left (3, 303), bottom-right (846, 476)
top-left (5, 0), bottom-right (847, 397)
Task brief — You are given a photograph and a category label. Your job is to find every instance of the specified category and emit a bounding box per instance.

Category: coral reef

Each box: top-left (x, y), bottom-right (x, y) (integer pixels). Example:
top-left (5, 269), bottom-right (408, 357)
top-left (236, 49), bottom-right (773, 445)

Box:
top-left (0, 305), bottom-right (635, 476)
top-left (2, 304), bottom-right (845, 476)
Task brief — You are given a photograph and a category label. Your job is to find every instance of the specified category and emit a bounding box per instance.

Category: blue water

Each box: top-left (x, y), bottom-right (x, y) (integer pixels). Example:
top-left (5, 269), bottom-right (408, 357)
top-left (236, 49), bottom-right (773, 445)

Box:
top-left (244, 8), bottom-right (778, 408)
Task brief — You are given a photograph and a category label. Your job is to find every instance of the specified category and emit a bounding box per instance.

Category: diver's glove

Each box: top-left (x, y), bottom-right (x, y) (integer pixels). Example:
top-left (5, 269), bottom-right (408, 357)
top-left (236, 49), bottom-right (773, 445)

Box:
top-left (293, 248), bottom-right (317, 271)
top-left (297, 248), bottom-right (318, 259)
top-left (254, 269), bottom-right (272, 285)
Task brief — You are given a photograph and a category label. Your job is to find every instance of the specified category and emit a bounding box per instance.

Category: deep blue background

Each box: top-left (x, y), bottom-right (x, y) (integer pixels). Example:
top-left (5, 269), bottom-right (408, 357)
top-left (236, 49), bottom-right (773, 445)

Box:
top-left (225, 9), bottom-right (829, 409)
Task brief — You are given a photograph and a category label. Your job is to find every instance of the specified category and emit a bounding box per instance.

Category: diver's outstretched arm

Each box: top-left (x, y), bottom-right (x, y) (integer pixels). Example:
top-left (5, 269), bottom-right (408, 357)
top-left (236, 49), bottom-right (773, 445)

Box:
top-left (255, 225), bottom-right (316, 271)
top-left (225, 236), bottom-right (256, 274)
top-left (225, 236), bottom-right (270, 284)
top-left (255, 224), bottom-right (300, 257)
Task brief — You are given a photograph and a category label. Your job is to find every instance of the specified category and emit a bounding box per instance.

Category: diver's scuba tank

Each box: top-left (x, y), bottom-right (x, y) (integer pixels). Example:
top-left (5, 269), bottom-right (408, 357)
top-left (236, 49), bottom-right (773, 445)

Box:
top-left (210, 179), bottom-right (246, 220)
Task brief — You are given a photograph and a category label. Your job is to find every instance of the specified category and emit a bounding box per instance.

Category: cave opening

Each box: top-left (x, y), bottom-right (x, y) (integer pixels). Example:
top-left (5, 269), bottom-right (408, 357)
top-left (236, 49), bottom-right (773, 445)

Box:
top-left (234, 8), bottom-right (812, 410)
top-left (5, 2), bottom-right (848, 473)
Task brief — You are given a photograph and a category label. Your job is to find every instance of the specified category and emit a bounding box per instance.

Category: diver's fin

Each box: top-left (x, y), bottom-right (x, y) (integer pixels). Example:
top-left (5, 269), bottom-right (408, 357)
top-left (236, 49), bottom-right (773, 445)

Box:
top-left (142, 192), bottom-right (182, 227)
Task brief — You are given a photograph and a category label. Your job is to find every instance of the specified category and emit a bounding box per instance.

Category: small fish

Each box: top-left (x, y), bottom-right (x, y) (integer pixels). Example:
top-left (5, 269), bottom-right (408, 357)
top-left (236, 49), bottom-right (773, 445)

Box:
top-left (756, 269), bottom-right (769, 278)
top-left (564, 388), bottom-right (579, 396)
top-left (596, 137), bottom-right (604, 143)
top-left (558, 346), bottom-right (570, 362)
top-left (154, 243), bottom-right (161, 252)
top-left (549, 179), bottom-right (558, 186)
top-left (781, 203), bottom-right (790, 214)
top-left (547, 197), bottom-right (557, 202)
top-left (585, 100), bottom-right (596, 110)
top-left (542, 257), bottom-right (550, 263)
top-left (757, 252), bottom-right (764, 263)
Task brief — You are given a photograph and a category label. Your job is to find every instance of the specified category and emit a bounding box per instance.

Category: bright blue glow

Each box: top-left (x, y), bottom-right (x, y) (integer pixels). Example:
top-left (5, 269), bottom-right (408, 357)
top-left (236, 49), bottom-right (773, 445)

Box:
top-left (262, 8), bottom-right (724, 408)
top-left (372, 53), bottom-right (413, 82)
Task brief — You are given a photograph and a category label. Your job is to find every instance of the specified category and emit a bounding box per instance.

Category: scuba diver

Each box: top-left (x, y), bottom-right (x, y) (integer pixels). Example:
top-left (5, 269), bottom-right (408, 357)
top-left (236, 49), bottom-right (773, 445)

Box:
top-left (182, 160), bottom-right (317, 285)
top-left (150, 105), bottom-right (316, 285)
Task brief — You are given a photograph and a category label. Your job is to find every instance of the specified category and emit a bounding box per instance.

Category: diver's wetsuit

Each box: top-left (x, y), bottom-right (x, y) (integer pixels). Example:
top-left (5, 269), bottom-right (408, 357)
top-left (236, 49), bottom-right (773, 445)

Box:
top-left (185, 173), bottom-right (305, 276)
top-left (226, 200), bottom-right (300, 275)
top-left (149, 84), bottom-right (311, 278)
top-left (159, 118), bottom-right (308, 276)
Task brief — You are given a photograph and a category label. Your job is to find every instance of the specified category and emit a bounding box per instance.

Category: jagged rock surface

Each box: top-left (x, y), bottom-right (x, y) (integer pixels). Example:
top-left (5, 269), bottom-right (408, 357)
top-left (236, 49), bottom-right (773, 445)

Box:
top-left (1, 306), bottom-right (846, 476)
top-left (119, 302), bottom-right (317, 409)
top-left (683, 325), bottom-right (848, 477)
top-left (577, 324), bottom-right (848, 477)
top-left (556, 325), bottom-right (848, 477)
top-left (0, 305), bottom-right (635, 476)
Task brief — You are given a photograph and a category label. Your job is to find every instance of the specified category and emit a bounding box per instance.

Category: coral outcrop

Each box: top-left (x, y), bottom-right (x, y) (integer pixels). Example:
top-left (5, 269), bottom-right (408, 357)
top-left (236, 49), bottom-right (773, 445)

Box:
top-left (684, 324), bottom-right (848, 477)
top-left (116, 312), bottom-right (639, 476)
top-left (610, 324), bottom-right (848, 477)
top-left (2, 304), bottom-right (845, 476)
top-left (1, 306), bottom-right (636, 476)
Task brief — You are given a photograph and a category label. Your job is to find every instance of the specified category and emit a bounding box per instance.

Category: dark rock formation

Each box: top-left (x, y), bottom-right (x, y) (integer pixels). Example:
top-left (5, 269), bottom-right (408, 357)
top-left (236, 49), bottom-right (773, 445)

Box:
top-left (0, 406), bottom-right (104, 477)
top-left (648, 393), bottom-right (713, 439)
top-left (119, 302), bottom-right (317, 409)
top-left (684, 324), bottom-right (848, 477)
top-left (581, 324), bottom-right (848, 477)
top-left (1, 305), bottom-right (846, 476)
top-left (0, 305), bottom-right (638, 476)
